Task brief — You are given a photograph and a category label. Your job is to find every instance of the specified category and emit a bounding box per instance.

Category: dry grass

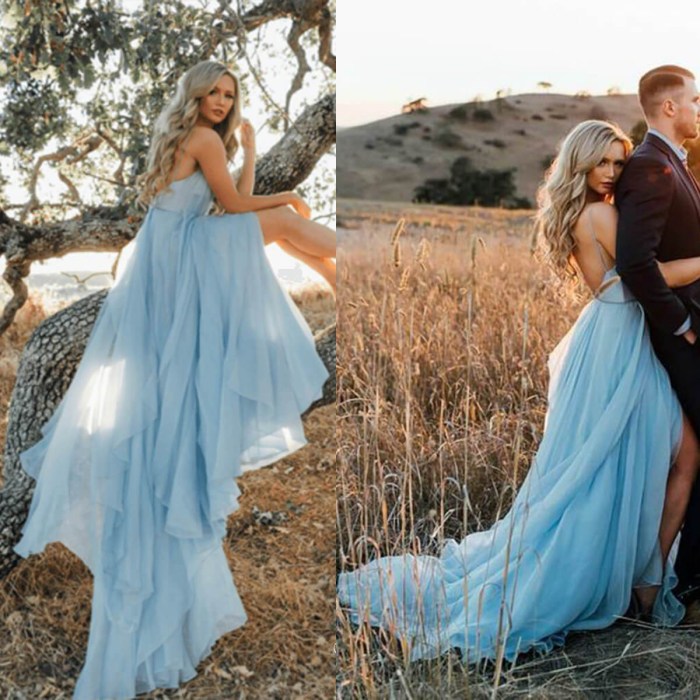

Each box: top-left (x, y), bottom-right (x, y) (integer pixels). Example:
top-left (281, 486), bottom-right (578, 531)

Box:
top-left (0, 284), bottom-right (334, 698)
top-left (336, 198), bottom-right (700, 699)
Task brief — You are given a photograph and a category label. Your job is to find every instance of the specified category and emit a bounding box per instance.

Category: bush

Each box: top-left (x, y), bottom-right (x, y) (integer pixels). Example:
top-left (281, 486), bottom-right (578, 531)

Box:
top-left (541, 154), bottom-right (556, 170)
top-left (549, 113), bottom-right (567, 120)
top-left (531, 114), bottom-right (544, 121)
top-left (394, 122), bottom-right (421, 136)
top-left (365, 142), bottom-right (375, 149)
top-left (484, 138), bottom-right (506, 149)
top-left (472, 108), bottom-right (495, 122)
top-left (434, 128), bottom-right (463, 148)
top-left (630, 119), bottom-right (647, 147)
top-left (588, 104), bottom-right (608, 120)
top-left (505, 196), bottom-right (533, 210)
top-left (413, 155), bottom-right (520, 207)
top-left (513, 129), bottom-right (527, 136)
top-left (448, 105), bottom-right (469, 121)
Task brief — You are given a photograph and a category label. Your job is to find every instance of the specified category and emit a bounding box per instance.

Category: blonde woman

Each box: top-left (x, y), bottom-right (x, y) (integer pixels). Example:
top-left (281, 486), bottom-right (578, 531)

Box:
top-left (13, 60), bottom-right (332, 699)
top-left (338, 120), bottom-right (700, 665)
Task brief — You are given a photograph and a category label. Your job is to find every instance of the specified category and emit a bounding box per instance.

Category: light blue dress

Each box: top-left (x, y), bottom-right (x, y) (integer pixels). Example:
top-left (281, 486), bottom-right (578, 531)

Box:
top-left (13, 169), bottom-right (330, 699)
top-left (337, 261), bottom-right (685, 664)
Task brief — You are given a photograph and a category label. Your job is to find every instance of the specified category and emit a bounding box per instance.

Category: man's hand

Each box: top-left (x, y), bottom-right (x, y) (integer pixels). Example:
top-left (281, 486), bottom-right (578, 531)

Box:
top-left (685, 329), bottom-right (698, 345)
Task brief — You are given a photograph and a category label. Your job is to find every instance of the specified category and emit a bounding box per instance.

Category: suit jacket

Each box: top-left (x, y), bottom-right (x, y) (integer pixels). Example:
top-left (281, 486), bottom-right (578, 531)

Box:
top-left (615, 131), bottom-right (700, 337)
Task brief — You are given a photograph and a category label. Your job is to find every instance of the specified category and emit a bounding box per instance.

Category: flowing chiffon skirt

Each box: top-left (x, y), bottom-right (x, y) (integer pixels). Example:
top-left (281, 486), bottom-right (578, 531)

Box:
top-left (13, 170), bottom-right (330, 698)
top-left (337, 269), bottom-right (684, 663)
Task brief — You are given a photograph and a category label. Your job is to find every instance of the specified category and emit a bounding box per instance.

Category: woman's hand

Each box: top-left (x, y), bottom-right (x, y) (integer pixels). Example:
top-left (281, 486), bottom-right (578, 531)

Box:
top-left (288, 193), bottom-right (311, 219)
top-left (240, 119), bottom-right (256, 157)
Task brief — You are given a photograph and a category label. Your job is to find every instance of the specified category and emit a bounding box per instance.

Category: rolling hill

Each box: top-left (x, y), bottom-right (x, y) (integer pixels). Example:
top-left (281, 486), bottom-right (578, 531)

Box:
top-left (338, 93), bottom-right (646, 205)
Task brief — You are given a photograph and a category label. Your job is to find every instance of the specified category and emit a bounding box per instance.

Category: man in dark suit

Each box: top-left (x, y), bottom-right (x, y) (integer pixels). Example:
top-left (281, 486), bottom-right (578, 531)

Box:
top-left (616, 64), bottom-right (700, 604)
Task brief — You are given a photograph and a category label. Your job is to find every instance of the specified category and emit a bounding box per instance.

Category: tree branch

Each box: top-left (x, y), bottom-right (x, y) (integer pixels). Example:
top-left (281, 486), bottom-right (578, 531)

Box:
top-left (18, 133), bottom-right (104, 222)
top-left (317, 4), bottom-right (335, 72)
top-left (284, 19), bottom-right (312, 130)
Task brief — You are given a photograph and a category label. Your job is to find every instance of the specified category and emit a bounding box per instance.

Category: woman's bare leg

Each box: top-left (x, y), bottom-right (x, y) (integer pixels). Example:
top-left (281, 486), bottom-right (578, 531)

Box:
top-left (256, 206), bottom-right (336, 258)
top-left (275, 238), bottom-right (336, 292)
top-left (659, 413), bottom-right (700, 562)
top-left (635, 412), bottom-right (700, 613)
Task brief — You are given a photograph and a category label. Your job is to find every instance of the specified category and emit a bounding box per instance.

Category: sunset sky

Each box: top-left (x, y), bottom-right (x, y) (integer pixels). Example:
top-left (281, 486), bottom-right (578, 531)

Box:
top-left (339, 0), bottom-right (700, 126)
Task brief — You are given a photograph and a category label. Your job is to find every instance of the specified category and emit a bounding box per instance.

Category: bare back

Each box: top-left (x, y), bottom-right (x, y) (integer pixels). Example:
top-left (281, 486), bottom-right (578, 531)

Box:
top-left (571, 202), bottom-right (617, 293)
top-left (156, 130), bottom-right (203, 191)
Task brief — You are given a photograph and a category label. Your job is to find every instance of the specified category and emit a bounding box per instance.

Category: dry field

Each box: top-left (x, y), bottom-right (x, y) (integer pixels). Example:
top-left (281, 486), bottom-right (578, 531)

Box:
top-left (336, 198), bottom-right (700, 699)
top-left (0, 286), bottom-right (335, 699)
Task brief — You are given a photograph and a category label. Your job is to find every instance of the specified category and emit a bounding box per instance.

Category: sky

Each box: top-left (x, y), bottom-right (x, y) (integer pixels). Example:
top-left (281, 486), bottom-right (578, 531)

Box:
top-left (338, 0), bottom-right (700, 126)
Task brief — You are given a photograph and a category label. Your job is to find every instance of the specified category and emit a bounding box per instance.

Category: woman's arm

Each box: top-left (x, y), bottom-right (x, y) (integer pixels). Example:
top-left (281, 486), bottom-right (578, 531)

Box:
top-left (236, 120), bottom-right (256, 196)
top-left (188, 126), bottom-right (308, 216)
top-left (658, 258), bottom-right (700, 288)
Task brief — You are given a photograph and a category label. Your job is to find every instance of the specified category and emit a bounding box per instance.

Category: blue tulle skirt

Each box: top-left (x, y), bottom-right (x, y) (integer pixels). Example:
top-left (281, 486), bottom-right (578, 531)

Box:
top-left (338, 271), bottom-right (683, 663)
top-left (14, 198), bottom-right (329, 698)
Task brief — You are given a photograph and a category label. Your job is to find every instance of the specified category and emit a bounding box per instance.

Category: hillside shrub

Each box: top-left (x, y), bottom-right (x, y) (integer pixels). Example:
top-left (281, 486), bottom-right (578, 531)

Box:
top-left (630, 120), bottom-right (647, 147)
top-left (413, 155), bottom-right (526, 207)
top-left (473, 108), bottom-right (495, 122)
top-left (448, 105), bottom-right (469, 121)
top-left (434, 128), bottom-right (463, 148)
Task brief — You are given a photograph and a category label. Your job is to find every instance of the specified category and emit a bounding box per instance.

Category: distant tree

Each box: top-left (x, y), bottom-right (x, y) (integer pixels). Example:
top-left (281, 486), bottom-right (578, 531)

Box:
top-left (588, 104), bottom-right (608, 120)
top-left (447, 105), bottom-right (469, 121)
top-left (537, 81), bottom-right (553, 92)
top-left (473, 108), bottom-right (495, 123)
top-left (541, 154), bottom-right (556, 170)
top-left (630, 120), bottom-right (648, 147)
top-left (575, 90), bottom-right (591, 99)
top-left (607, 86), bottom-right (622, 96)
top-left (687, 136), bottom-right (700, 181)
top-left (413, 156), bottom-right (525, 208)
top-left (495, 88), bottom-right (508, 112)
top-left (401, 97), bottom-right (428, 114)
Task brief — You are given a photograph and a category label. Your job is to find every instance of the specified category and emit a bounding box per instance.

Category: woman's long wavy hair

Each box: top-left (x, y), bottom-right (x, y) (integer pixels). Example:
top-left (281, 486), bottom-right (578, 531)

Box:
top-left (534, 120), bottom-right (633, 279)
top-left (136, 60), bottom-right (242, 209)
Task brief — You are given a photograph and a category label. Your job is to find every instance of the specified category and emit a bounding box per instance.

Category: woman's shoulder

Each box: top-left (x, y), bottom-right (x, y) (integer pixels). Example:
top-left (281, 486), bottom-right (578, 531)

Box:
top-left (574, 202), bottom-right (617, 239)
top-left (187, 126), bottom-right (223, 148)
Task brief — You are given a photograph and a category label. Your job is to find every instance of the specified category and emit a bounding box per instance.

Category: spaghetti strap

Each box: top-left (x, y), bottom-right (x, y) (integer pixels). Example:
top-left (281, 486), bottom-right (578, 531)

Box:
top-left (587, 207), bottom-right (613, 274)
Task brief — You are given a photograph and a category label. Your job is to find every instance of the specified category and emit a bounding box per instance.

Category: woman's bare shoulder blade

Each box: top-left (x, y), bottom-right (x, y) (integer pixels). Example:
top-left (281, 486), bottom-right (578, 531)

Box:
top-left (587, 202), bottom-right (617, 257)
top-left (188, 127), bottom-right (223, 156)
